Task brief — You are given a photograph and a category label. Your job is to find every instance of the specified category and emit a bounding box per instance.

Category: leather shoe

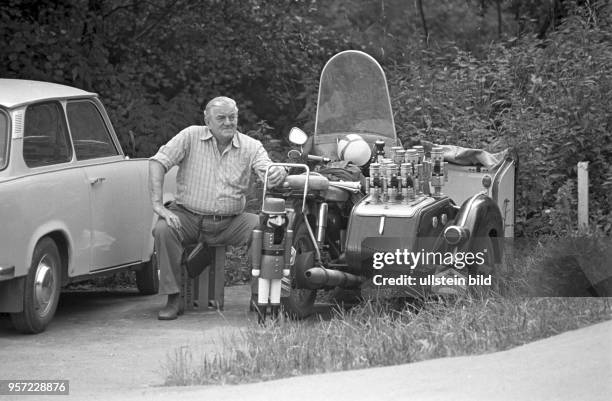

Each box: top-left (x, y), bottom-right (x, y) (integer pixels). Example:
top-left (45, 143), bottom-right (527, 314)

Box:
top-left (158, 293), bottom-right (182, 320)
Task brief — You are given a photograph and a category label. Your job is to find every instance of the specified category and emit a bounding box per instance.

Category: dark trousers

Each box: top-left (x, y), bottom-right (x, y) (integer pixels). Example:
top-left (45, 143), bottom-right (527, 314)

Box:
top-left (153, 203), bottom-right (259, 295)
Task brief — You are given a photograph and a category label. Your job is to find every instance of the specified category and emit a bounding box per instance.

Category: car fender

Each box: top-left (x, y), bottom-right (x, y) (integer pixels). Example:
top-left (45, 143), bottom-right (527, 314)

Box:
top-left (25, 221), bottom-right (72, 278)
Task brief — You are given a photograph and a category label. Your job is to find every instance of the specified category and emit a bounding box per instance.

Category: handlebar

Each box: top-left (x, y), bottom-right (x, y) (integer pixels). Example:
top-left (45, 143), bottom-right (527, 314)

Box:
top-left (263, 163), bottom-right (310, 214)
top-left (288, 148), bottom-right (331, 164)
top-left (307, 154), bottom-right (331, 163)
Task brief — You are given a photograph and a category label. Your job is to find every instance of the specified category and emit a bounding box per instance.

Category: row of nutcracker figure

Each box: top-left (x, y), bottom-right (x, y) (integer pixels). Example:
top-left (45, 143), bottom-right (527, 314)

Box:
top-left (365, 140), bottom-right (447, 204)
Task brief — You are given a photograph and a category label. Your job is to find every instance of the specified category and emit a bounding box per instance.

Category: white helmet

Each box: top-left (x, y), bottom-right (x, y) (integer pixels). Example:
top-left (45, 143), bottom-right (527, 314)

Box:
top-left (337, 134), bottom-right (371, 166)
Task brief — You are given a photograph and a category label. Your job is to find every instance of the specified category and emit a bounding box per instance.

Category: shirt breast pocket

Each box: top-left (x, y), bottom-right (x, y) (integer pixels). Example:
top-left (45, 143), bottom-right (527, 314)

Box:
top-left (227, 158), bottom-right (250, 185)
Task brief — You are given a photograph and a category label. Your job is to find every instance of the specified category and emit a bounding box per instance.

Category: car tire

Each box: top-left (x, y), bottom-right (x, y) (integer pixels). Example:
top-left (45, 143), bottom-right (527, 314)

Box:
top-left (282, 220), bottom-right (317, 319)
top-left (136, 253), bottom-right (159, 295)
top-left (11, 237), bottom-right (62, 334)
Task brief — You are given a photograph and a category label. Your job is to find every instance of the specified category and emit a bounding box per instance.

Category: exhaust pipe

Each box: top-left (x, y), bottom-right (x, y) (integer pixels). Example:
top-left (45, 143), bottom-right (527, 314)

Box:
top-left (304, 266), bottom-right (364, 289)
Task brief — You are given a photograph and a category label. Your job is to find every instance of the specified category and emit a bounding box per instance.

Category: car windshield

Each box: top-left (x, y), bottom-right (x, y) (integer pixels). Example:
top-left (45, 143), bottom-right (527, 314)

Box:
top-left (0, 111), bottom-right (8, 170)
top-left (314, 51), bottom-right (396, 139)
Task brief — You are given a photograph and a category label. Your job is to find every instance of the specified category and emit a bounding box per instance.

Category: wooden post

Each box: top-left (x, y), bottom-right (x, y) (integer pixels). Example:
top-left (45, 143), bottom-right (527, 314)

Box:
top-left (577, 161), bottom-right (589, 231)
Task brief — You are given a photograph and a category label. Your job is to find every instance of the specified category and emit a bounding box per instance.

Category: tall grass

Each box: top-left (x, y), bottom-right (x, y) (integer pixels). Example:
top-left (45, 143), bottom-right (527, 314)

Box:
top-left (163, 233), bottom-right (612, 386)
top-left (164, 296), bottom-right (610, 386)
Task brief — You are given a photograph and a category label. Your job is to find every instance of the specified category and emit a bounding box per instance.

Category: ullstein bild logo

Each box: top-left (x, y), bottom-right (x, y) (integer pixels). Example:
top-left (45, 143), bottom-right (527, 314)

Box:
top-left (371, 249), bottom-right (487, 270)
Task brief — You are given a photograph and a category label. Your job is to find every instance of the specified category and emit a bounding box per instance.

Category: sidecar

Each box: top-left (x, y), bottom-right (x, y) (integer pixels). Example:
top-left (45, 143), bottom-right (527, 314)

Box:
top-left (282, 50), bottom-right (516, 316)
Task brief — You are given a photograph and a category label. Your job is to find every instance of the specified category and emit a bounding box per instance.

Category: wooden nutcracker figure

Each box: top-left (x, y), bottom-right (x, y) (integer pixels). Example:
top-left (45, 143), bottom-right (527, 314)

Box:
top-left (251, 197), bottom-right (293, 323)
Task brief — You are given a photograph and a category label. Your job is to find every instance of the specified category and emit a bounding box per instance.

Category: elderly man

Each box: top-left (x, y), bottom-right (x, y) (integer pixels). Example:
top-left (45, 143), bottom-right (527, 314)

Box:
top-left (149, 96), bottom-right (285, 320)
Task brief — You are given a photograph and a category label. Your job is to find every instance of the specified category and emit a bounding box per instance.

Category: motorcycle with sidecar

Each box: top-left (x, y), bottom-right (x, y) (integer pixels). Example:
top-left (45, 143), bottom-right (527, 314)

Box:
top-left (257, 50), bottom-right (516, 318)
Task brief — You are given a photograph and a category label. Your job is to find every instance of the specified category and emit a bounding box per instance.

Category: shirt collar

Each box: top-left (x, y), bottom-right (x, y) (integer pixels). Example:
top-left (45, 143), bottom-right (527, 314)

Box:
top-left (200, 126), bottom-right (241, 148)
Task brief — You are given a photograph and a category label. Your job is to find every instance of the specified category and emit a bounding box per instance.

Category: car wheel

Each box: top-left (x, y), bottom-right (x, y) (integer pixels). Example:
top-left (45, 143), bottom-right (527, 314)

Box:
top-left (136, 253), bottom-right (159, 295)
top-left (11, 237), bottom-right (62, 334)
top-left (282, 220), bottom-right (317, 319)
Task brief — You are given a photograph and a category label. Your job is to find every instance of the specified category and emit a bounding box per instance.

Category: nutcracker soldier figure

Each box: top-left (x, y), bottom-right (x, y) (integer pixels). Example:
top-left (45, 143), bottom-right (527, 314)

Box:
top-left (251, 197), bottom-right (293, 323)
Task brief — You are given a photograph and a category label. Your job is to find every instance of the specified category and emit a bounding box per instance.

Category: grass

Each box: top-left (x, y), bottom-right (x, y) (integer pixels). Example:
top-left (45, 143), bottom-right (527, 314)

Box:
top-left (164, 297), bottom-right (611, 386)
top-left (162, 232), bottom-right (612, 386)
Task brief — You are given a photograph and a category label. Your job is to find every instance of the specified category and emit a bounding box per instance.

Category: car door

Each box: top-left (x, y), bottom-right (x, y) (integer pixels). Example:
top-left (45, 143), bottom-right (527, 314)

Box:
top-left (0, 101), bottom-right (93, 279)
top-left (66, 99), bottom-right (145, 270)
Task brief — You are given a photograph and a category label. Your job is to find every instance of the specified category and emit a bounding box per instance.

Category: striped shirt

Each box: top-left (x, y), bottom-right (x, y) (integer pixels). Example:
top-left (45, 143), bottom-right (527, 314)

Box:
top-left (151, 126), bottom-right (273, 215)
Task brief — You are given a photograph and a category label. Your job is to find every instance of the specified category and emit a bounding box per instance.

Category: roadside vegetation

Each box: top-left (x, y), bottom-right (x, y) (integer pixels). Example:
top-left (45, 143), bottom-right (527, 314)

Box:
top-left (163, 230), bottom-right (611, 385)
top-left (164, 297), bottom-right (610, 385)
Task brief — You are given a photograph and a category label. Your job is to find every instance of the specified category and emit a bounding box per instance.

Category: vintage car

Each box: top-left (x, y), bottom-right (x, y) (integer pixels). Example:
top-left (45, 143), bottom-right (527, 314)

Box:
top-left (0, 79), bottom-right (174, 334)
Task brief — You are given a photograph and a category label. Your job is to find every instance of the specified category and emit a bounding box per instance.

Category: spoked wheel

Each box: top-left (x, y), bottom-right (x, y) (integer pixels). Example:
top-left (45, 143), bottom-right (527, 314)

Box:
top-left (282, 221), bottom-right (317, 319)
top-left (11, 237), bottom-right (62, 334)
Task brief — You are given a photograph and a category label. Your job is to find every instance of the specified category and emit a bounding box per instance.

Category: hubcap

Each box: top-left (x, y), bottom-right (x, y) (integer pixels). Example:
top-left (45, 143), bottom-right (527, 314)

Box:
top-left (34, 256), bottom-right (56, 317)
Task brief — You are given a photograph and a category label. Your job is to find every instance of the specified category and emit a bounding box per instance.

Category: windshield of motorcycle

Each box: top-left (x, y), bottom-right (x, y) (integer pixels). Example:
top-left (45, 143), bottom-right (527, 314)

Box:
top-left (314, 51), bottom-right (396, 141)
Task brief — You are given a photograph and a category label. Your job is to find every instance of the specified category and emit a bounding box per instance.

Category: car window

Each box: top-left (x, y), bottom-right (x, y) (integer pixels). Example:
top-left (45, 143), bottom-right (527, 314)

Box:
top-left (0, 111), bottom-right (8, 170)
top-left (23, 102), bottom-right (72, 167)
top-left (67, 101), bottom-right (118, 160)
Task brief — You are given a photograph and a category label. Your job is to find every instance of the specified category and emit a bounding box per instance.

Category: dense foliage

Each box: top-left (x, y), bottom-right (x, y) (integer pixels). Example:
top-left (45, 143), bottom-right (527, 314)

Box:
top-left (388, 7), bottom-right (612, 236)
top-left (0, 0), bottom-right (347, 156)
top-left (1, 0), bottom-right (610, 235)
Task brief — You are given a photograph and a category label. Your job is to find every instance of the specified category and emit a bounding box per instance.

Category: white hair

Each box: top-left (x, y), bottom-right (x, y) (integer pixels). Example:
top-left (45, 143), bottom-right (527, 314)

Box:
top-left (204, 96), bottom-right (238, 117)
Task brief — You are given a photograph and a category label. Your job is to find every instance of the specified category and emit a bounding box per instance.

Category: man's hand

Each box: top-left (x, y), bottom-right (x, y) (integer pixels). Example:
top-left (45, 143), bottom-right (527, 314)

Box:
top-left (267, 166), bottom-right (286, 188)
top-left (149, 159), bottom-right (183, 239)
top-left (157, 207), bottom-right (182, 233)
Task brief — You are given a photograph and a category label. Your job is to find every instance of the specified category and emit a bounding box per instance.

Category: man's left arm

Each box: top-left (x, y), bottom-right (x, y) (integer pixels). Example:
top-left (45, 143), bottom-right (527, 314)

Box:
top-left (251, 144), bottom-right (286, 187)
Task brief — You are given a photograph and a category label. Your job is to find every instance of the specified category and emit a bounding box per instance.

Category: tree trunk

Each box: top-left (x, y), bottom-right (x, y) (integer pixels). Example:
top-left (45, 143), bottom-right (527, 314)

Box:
top-left (416, 0), bottom-right (428, 47)
top-left (479, 0), bottom-right (486, 37)
top-left (513, 0), bottom-right (522, 39)
top-left (497, 0), bottom-right (503, 39)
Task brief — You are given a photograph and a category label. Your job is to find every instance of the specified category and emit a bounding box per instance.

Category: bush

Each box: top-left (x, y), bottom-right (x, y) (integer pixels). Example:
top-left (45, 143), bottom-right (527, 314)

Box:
top-left (386, 8), bottom-right (612, 236)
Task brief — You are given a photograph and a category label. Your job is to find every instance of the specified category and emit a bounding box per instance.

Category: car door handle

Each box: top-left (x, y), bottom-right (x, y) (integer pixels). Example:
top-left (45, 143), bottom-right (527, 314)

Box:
top-left (89, 177), bottom-right (106, 185)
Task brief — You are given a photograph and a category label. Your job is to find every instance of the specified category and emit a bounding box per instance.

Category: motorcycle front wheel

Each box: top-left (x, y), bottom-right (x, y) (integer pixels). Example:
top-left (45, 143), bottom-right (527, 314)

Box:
top-left (282, 219), bottom-right (317, 318)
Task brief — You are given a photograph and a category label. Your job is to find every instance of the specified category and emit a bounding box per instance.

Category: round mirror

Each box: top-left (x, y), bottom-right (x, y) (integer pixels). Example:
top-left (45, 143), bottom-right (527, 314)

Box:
top-left (287, 149), bottom-right (302, 160)
top-left (288, 127), bottom-right (308, 145)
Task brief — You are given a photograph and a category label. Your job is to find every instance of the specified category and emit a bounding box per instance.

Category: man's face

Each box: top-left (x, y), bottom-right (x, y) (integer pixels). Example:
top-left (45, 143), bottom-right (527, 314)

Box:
top-left (206, 103), bottom-right (238, 142)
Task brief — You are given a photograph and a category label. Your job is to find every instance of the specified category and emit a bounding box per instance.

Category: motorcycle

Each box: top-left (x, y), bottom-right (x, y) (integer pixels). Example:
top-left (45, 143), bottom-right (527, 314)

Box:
top-left (256, 50), bottom-right (515, 318)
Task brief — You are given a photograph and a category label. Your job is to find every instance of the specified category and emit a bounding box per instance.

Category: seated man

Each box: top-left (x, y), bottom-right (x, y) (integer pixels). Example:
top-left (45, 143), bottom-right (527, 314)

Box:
top-left (149, 96), bottom-right (285, 320)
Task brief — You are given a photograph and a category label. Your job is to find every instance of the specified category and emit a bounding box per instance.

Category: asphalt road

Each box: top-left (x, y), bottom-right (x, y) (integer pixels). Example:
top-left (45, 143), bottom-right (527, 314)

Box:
top-left (0, 285), bottom-right (258, 398)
